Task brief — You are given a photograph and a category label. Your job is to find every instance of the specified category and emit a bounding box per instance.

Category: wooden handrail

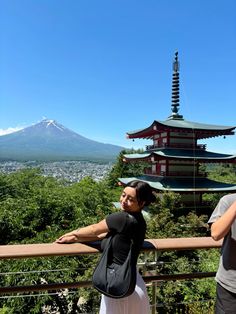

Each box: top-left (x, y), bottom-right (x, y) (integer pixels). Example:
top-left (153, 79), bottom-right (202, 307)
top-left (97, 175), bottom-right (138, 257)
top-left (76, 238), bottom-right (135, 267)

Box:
top-left (0, 237), bottom-right (222, 260)
top-left (0, 237), bottom-right (222, 296)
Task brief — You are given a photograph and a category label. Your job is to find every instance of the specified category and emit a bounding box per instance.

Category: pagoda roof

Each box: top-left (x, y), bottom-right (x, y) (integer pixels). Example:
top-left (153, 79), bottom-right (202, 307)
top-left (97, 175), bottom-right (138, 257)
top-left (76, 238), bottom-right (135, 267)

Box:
top-left (119, 176), bottom-right (236, 193)
top-left (126, 118), bottom-right (235, 140)
top-left (123, 149), bottom-right (236, 161)
top-left (126, 52), bottom-right (235, 141)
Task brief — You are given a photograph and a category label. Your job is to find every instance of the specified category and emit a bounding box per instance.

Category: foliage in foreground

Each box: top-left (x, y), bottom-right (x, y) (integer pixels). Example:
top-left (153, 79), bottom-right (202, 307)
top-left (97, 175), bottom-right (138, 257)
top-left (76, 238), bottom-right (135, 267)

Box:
top-left (0, 161), bottom-right (235, 313)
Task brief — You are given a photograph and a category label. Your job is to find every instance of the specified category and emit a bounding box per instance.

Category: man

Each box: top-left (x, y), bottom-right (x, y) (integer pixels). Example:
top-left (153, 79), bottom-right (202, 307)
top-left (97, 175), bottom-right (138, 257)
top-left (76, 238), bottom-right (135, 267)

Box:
top-left (208, 194), bottom-right (236, 313)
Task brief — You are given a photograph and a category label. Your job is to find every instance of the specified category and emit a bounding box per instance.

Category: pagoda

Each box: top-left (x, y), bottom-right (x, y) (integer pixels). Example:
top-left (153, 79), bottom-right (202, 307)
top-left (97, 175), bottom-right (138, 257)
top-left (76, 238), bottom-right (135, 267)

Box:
top-left (119, 52), bottom-right (236, 206)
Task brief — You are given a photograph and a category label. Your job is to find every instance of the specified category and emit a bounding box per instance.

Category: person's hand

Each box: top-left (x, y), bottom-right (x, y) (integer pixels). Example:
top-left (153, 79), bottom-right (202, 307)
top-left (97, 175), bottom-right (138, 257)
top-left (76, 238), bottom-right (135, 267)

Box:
top-left (55, 232), bottom-right (78, 244)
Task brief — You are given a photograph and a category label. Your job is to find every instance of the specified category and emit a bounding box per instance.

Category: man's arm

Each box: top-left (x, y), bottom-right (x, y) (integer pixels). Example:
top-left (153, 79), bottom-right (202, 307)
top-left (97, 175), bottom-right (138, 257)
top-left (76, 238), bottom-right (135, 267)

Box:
top-left (211, 200), bottom-right (236, 241)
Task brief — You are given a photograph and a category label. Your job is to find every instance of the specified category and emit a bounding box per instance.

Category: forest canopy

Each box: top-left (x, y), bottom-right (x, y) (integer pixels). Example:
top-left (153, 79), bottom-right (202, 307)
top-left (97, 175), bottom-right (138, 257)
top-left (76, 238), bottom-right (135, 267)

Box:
top-left (0, 159), bottom-right (235, 313)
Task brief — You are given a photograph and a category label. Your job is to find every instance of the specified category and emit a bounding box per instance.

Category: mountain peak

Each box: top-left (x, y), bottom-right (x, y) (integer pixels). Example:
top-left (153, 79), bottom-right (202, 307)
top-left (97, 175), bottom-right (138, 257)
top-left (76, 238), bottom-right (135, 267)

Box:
top-left (39, 119), bottom-right (66, 132)
top-left (41, 118), bottom-right (56, 124)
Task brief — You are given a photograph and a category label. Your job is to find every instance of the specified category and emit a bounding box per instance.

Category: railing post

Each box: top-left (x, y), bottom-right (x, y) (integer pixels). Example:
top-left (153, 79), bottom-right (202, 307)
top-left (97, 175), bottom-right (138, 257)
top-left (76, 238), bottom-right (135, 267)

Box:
top-left (150, 250), bottom-right (161, 314)
top-left (151, 280), bottom-right (157, 314)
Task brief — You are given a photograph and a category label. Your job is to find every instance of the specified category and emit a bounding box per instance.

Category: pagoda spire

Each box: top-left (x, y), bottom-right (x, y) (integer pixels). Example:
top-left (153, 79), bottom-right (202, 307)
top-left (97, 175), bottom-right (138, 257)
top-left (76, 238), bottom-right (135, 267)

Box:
top-left (168, 51), bottom-right (183, 120)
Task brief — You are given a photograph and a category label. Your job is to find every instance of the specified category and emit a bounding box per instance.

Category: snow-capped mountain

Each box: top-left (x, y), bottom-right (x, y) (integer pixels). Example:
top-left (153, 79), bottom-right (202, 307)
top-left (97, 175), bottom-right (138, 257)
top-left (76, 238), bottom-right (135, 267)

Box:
top-left (0, 119), bottom-right (125, 161)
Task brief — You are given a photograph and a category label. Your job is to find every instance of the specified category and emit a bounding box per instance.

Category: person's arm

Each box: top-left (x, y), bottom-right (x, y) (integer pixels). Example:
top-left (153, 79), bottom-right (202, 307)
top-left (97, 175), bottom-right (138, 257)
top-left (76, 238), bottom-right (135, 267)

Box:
top-left (55, 219), bottom-right (109, 244)
top-left (211, 200), bottom-right (236, 241)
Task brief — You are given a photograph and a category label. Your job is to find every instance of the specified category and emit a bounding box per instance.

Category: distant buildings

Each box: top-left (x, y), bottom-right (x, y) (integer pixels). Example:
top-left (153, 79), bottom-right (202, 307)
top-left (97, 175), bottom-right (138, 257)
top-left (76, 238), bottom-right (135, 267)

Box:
top-left (0, 161), bottom-right (113, 183)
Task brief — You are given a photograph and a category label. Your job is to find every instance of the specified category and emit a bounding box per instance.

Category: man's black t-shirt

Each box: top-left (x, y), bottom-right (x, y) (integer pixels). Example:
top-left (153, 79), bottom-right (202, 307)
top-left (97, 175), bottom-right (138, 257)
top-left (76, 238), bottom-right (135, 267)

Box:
top-left (101, 211), bottom-right (146, 265)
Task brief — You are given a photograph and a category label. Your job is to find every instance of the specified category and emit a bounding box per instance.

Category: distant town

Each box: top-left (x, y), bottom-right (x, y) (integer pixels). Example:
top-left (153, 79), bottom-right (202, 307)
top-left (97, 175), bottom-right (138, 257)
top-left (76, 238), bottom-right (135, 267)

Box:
top-left (0, 160), bottom-right (114, 183)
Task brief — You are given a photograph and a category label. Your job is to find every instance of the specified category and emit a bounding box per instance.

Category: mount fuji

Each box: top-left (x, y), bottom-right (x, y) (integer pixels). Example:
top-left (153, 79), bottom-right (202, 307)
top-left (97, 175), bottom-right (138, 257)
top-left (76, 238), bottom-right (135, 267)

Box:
top-left (0, 119), bottom-right (125, 161)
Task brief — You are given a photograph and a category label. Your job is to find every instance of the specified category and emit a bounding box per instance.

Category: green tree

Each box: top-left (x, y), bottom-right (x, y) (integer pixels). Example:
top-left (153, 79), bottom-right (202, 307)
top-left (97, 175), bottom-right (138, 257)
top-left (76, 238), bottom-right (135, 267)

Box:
top-left (0, 170), bottom-right (116, 313)
top-left (106, 149), bottom-right (148, 187)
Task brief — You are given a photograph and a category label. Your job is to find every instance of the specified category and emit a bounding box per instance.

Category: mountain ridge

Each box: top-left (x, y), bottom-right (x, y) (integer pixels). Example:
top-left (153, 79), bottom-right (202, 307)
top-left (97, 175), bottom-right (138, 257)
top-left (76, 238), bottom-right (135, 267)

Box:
top-left (0, 119), bottom-right (125, 162)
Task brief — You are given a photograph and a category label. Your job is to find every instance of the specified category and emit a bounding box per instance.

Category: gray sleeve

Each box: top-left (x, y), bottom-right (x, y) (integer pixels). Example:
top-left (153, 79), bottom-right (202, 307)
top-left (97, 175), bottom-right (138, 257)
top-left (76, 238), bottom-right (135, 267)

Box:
top-left (208, 194), bottom-right (236, 224)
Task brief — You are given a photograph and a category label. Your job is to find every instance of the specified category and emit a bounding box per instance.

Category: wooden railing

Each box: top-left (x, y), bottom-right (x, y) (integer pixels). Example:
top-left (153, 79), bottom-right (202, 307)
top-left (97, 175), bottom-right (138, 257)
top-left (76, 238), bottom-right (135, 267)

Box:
top-left (0, 237), bottom-right (222, 313)
top-left (0, 237), bottom-right (222, 260)
top-left (0, 237), bottom-right (222, 292)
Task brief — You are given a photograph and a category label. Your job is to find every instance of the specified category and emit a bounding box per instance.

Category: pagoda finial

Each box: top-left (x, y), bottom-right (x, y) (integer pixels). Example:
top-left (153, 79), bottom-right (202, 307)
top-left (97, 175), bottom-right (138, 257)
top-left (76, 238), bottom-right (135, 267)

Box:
top-left (168, 51), bottom-right (183, 120)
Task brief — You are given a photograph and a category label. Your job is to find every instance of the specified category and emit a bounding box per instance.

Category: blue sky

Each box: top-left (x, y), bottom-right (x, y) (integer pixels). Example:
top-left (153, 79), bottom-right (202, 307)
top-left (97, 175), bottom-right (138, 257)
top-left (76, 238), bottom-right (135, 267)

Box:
top-left (0, 0), bottom-right (235, 154)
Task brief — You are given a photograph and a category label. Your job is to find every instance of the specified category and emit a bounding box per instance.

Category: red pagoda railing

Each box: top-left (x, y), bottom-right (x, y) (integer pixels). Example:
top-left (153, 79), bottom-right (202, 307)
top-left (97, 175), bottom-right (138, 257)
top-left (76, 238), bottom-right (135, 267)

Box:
top-left (146, 143), bottom-right (206, 151)
top-left (144, 168), bottom-right (206, 177)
